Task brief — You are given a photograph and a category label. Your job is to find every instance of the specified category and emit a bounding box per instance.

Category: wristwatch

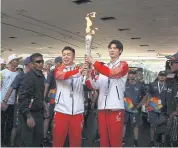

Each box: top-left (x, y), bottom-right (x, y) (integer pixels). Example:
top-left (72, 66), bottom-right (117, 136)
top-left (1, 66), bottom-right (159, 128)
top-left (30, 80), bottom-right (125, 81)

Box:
top-left (3, 99), bottom-right (8, 103)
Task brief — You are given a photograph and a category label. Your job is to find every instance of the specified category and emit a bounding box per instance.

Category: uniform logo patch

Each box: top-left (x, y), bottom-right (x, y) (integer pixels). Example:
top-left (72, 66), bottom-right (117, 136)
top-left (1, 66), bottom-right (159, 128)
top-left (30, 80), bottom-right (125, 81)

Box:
top-left (116, 112), bottom-right (122, 122)
top-left (81, 121), bottom-right (84, 128)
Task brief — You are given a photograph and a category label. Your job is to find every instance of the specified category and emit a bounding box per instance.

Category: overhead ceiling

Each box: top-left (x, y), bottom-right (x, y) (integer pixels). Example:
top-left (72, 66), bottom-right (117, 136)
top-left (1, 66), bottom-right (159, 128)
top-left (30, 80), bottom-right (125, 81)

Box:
top-left (1, 0), bottom-right (178, 71)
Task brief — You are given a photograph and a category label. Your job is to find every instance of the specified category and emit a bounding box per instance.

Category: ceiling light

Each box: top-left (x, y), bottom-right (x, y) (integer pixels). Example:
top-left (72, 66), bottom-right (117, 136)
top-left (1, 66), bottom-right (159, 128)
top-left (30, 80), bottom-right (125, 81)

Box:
top-left (101, 17), bottom-right (116, 21)
top-left (72, 0), bottom-right (92, 5)
top-left (147, 49), bottom-right (155, 52)
top-left (139, 44), bottom-right (149, 47)
top-left (131, 37), bottom-right (141, 40)
top-left (9, 37), bottom-right (17, 39)
top-left (118, 28), bottom-right (130, 31)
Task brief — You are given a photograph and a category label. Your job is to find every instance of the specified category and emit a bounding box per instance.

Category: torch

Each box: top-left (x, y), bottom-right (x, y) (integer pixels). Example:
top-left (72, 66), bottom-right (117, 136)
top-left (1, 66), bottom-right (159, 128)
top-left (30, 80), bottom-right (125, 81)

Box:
top-left (85, 34), bottom-right (93, 56)
top-left (85, 12), bottom-right (97, 55)
top-left (82, 12), bottom-right (98, 84)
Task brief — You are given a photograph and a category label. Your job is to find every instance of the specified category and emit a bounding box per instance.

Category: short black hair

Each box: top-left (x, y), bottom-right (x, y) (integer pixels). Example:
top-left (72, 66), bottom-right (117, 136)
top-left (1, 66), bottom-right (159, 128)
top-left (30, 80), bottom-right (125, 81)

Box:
top-left (108, 40), bottom-right (123, 51)
top-left (30, 53), bottom-right (43, 63)
top-left (62, 46), bottom-right (75, 55)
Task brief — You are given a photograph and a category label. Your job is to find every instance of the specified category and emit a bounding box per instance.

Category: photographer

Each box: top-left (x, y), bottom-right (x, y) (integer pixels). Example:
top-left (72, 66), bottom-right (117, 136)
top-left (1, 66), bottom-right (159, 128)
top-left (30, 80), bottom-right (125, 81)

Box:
top-left (164, 52), bottom-right (178, 147)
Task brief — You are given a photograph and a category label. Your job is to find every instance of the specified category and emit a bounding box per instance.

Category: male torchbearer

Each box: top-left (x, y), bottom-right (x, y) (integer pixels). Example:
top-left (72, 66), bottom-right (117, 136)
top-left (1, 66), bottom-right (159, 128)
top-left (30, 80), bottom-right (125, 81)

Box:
top-left (52, 12), bottom-right (97, 147)
top-left (85, 37), bottom-right (128, 147)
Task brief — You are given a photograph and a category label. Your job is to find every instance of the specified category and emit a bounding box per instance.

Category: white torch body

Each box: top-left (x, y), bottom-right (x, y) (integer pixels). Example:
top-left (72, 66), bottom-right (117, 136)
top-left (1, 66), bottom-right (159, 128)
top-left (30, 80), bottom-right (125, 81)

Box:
top-left (85, 34), bottom-right (93, 55)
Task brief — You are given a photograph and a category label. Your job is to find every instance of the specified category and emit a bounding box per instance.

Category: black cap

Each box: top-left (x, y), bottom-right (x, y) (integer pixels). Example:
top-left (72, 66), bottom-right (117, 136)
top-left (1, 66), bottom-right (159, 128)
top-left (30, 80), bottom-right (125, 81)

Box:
top-left (158, 71), bottom-right (167, 76)
top-left (55, 56), bottom-right (62, 63)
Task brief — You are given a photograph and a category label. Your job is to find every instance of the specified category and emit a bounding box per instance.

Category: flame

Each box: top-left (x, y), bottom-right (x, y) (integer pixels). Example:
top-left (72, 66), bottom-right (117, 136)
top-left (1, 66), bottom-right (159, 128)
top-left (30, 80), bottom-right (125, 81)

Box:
top-left (85, 12), bottom-right (98, 35)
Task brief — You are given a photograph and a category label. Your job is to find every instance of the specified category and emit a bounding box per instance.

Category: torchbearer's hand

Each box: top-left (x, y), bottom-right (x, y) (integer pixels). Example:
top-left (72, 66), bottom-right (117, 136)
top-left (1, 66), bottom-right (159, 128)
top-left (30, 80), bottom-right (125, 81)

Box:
top-left (27, 116), bottom-right (36, 128)
top-left (85, 55), bottom-right (95, 64)
top-left (80, 63), bottom-right (89, 74)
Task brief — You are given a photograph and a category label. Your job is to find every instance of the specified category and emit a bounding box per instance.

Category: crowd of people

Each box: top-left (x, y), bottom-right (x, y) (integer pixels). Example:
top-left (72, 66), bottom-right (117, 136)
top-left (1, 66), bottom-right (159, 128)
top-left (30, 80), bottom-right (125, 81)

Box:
top-left (0, 40), bottom-right (178, 147)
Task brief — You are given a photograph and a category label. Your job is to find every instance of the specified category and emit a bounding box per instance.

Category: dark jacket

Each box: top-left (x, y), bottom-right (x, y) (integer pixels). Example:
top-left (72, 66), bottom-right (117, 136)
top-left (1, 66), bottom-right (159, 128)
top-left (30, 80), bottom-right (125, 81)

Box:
top-left (18, 69), bottom-right (45, 118)
top-left (166, 71), bottom-right (178, 116)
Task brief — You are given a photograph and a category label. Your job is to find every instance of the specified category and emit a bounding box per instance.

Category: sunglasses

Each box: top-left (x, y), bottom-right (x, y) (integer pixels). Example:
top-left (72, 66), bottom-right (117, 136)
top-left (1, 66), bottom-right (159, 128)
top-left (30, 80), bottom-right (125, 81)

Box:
top-left (159, 74), bottom-right (166, 76)
top-left (35, 60), bottom-right (44, 64)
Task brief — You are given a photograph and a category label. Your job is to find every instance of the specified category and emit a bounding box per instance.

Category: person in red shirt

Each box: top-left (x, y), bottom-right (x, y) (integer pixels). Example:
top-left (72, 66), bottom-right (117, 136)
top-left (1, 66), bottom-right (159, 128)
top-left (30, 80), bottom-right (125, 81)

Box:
top-left (85, 40), bottom-right (129, 147)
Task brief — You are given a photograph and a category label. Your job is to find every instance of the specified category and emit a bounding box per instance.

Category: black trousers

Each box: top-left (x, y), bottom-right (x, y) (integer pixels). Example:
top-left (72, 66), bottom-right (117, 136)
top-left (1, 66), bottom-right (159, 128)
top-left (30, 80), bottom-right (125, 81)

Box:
top-left (19, 112), bottom-right (44, 147)
top-left (164, 115), bottom-right (178, 147)
top-left (1, 105), bottom-right (14, 145)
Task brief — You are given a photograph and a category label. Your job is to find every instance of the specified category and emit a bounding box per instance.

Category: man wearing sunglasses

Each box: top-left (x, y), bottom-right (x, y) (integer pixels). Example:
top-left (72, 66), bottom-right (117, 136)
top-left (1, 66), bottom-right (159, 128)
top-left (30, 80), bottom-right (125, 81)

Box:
top-left (164, 52), bottom-right (178, 146)
top-left (18, 53), bottom-right (47, 147)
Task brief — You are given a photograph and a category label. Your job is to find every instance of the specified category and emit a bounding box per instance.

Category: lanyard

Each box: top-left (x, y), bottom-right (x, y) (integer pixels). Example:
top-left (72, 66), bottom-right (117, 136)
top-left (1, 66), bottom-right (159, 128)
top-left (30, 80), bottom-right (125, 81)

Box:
top-left (105, 63), bottom-right (111, 95)
top-left (71, 78), bottom-right (73, 92)
top-left (70, 67), bottom-right (74, 93)
top-left (158, 82), bottom-right (165, 94)
top-left (108, 79), bottom-right (110, 90)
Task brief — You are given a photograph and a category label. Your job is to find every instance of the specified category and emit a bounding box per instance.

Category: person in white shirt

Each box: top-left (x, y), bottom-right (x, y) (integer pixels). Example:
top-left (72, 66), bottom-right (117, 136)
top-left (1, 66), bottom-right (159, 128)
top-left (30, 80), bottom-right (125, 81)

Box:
top-left (85, 40), bottom-right (129, 147)
top-left (1, 54), bottom-right (22, 146)
top-left (53, 46), bottom-right (86, 147)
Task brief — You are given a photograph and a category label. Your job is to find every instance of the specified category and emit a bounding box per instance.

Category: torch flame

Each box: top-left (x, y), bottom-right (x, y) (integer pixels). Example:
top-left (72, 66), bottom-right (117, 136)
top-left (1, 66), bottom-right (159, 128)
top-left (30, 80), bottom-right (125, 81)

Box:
top-left (85, 12), bottom-right (98, 35)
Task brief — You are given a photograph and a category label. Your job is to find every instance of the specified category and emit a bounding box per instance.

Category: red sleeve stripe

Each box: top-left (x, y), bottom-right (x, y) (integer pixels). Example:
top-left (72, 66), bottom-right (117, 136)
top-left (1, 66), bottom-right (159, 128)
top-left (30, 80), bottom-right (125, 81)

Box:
top-left (54, 66), bottom-right (79, 80)
top-left (93, 61), bottom-right (110, 77)
top-left (93, 61), bottom-right (128, 79)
